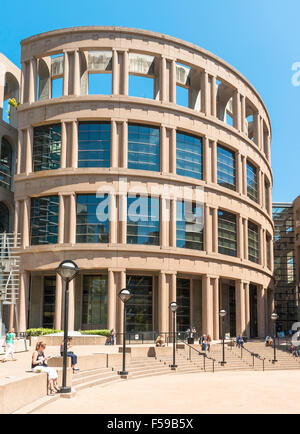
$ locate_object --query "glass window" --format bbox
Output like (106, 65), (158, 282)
(0, 202), (9, 233)
(126, 275), (153, 332)
(176, 201), (203, 250)
(78, 122), (111, 168)
(127, 196), (159, 246)
(217, 145), (236, 191)
(128, 124), (160, 172)
(248, 221), (259, 263)
(76, 194), (109, 243)
(42, 276), (56, 328)
(0, 138), (12, 191)
(247, 161), (258, 202)
(31, 196), (59, 245)
(33, 124), (61, 171)
(176, 132), (202, 180)
(82, 275), (108, 328)
(176, 278), (190, 332)
(266, 233), (271, 269)
(218, 210), (237, 257)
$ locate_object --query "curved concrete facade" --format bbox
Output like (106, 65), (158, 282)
(15, 27), (274, 338)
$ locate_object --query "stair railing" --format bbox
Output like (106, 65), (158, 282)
(176, 336), (216, 373)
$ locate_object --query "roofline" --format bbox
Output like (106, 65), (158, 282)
(20, 26), (272, 135)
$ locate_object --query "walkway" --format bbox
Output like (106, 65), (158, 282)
(32, 370), (300, 414)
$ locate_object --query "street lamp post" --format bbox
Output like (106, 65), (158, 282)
(56, 260), (80, 394)
(169, 302), (178, 370)
(118, 288), (132, 376)
(271, 312), (278, 363)
(219, 309), (227, 366)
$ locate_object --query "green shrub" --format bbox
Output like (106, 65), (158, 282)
(26, 328), (62, 336)
(79, 329), (110, 337)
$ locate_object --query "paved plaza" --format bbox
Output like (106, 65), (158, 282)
(31, 369), (300, 414)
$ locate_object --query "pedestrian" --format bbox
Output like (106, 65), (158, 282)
(32, 341), (59, 395)
(207, 335), (212, 352)
(109, 329), (115, 345)
(60, 337), (79, 372)
(1, 328), (17, 362)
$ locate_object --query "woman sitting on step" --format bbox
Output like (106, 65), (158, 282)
(31, 341), (59, 395)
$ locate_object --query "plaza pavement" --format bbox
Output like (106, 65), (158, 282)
(32, 369), (300, 414)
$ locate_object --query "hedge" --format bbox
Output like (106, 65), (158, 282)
(79, 330), (110, 337)
(26, 328), (63, 336)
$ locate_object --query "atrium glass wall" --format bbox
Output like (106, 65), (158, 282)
(217, 145), (236, 191)
(247, 161), (258, 202)
(176, 201), (203, 250)
(78, 122), (111, 168)
(30, 196), (59, 245)
(0, 202), (9, 233)
(176, 278), (190, 332)
(82, 275), (108, 328)
(248, 221), (259, 264)
(42, 276), (56, 328)
(128, 124), (160, 172)
(76, 194), (109, 243)
(33, 124), (61, 171)
(126, 275), (153, 333)
(218, 210), (237, 257)
(176, 132), (202, 180)
(273, 205), (298, 332)
(127, 196), (160, 245)
(0, 138), (12, 190)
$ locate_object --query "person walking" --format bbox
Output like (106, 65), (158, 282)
(1, 328), (17, 362)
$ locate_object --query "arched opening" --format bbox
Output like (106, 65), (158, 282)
(2, 72), (19, 127)
(0, 202), (9, 233)
(0, 137), (12, 191)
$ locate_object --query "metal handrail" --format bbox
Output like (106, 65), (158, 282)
(230, 339), (265, 371)
(176, 337), (216, 373)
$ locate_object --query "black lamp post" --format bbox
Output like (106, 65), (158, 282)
(118, 288), (132, 376)
(56, 260), (79, 394)
(271, 312), (278, 363)
(219, 309), (227, 366)
(169, 301), (178, 370)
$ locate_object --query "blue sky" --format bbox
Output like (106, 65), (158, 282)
(1, 0), (299, 203)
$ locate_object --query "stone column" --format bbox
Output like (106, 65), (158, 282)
(158, 272), (168, 333)
(112, 49), (119, 96)
(257, 286), (266, 337)
(73, 49), (80, 96)
(211, 75), (217, 117)
(122, 51), (129, 96)
(213, 277), (219, 340)
(71, 121), (78, 168)
(237, 215), (244, 259)
(109, 193), (117, 244)
(233, 90), (241, 131)
(211, 141), (217, 184)
(254, 112), (261, 149)
(235, 280), (246, 336)
(107, 270), (117, 330)
(69, 193), (76, 244)
(160, 56), (167, 102)
(29, 57), (37, 103)
(170, 60), (176, 104)
(203, 137), (210, 183)
(241, 95), (246, 134)
(117, 270), (126, 336)
(16, 131), (23, 175)
(60, 121), (67, 169)
(54, 275), (63, 330)
(204, 204), (212, 254)
(19, 271), (30, 333)
(237, 153), (243, 194)
(201, 71), (209, 115)
(68, 279), (75, 331)
(169, 199), (176, 248)
(13, 201), (20, 246)
(22, 198), (30, 248)
(202, 275), (214, 337)
(111, 120), (118, 168)
(242, 155), (247, 196)
(63, 51), (69, 96)
(170, 128), (176, 175)
(58, 194), (65, 244)
(244, 282), (250, 337)
(26, 127), (33, 174)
